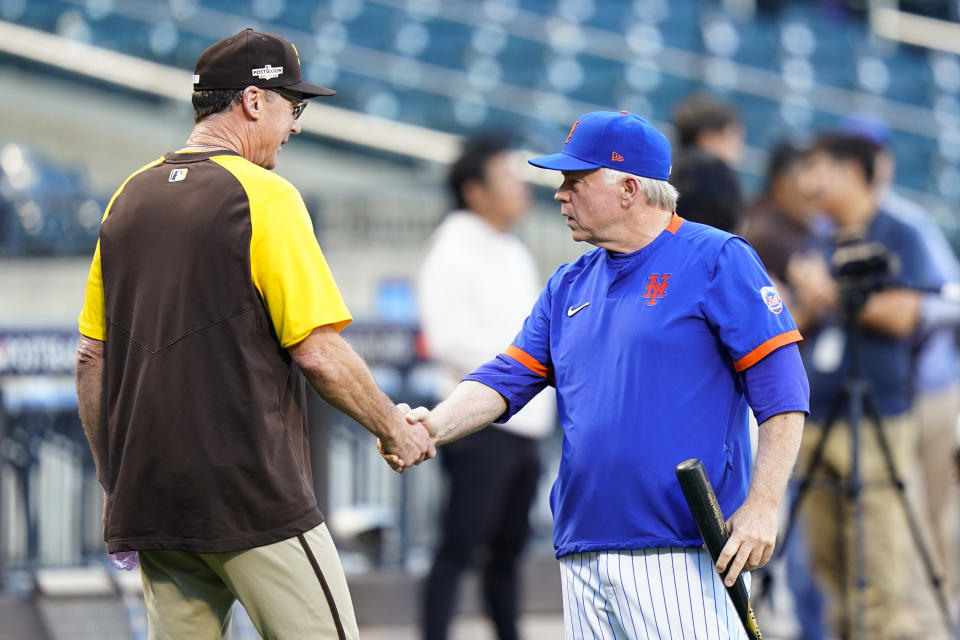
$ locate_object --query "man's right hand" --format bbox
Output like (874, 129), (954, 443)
(377, 404), (436, 473)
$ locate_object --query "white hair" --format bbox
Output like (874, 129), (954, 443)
(602, 167), (678, 212)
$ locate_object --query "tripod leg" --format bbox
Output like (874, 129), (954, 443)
(836, 477), (851, 640)
(861, 393), (957, 638)
(769, 391), (850, 636)
(761, 393), (845, 614)
(847, 383), (868, 640)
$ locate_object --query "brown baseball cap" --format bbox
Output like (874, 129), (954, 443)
(193, 28), (335, 97)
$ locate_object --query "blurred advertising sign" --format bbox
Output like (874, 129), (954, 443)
(0, 330), (78, 376)
(0, 326), (425, 375)
(341, 323), (427, 368)
(0, 325), (425, 375)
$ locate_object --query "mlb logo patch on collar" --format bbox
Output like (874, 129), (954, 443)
(168, 168), (188, 182)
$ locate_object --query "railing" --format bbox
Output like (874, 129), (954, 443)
(0, 326), (441, 638)
(0, 326), (555, 586)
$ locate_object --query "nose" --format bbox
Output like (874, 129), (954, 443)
(291, 117), (301, 135)
(554, 186), (570, 202)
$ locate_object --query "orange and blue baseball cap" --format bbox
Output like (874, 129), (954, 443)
(528, 111), (672, 180)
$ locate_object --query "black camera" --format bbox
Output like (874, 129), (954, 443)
(831, 234), (899, 307)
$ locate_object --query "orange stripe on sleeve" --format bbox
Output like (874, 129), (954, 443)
(504, 345), (550, 378)
(733, 330), (803, 372)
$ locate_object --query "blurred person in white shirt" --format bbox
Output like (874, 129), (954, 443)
(417, 132), (555, 640)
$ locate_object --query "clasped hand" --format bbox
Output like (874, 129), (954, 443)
(376, 404), (435, 473)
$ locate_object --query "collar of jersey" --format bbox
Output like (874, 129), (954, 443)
(603, 220), (677, 268)
(165, 149), (241, 164)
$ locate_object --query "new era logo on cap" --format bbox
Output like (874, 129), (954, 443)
(528, 111), (672, 180)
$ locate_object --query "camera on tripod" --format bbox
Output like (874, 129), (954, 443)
(831, 234), (900, 308)
(777, 231), (957, 640)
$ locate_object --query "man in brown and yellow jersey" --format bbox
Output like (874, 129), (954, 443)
(74, 28), (434, 640)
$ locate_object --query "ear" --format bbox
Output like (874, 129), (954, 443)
(620, 174), (641, 208)
(239, 86), (265, 121)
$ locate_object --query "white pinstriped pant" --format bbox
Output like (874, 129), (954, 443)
(558, 547), (750, 640)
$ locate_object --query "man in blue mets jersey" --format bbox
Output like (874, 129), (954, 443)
(386, 111), (809, 639)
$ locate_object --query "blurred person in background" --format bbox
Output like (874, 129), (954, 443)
(847, 117), (960, 618)
(669, 148), (743, 233)
(743, 140), (827, 640)
(672, 92), (746, 169)
(743, 141), (820, 287)
(75, 28), (433, 640)
(417, 132), (555, 640)
(790, 132), (943, 639)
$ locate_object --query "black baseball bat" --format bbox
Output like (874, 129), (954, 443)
(675, 458), (763, 640)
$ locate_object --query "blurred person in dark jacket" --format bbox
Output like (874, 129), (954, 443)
(670, 149), (743, 233)
(743, 142), (821, 284)
(672, 92), (745, 169)
(744, 140), (827, 640)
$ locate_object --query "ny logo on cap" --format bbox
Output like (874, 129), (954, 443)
(252, 64), (283, 80)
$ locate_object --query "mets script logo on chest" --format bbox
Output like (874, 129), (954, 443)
(643, 273), (670, 306)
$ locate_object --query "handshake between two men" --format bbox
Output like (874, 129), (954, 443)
(375, 403), (436, 472)
(376, 380), (510, 472)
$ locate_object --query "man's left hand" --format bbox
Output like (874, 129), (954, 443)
(714, 498), (778, 587)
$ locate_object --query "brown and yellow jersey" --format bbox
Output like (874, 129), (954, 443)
(78, 149), (351, 553)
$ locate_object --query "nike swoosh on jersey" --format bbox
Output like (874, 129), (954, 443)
(567, 302), (590, 317)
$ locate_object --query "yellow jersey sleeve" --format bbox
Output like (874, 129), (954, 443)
(249, 189), (352, 347)
(78, 240), (106, 340)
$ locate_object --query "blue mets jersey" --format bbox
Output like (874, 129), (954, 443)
(466, 216), (803, 557)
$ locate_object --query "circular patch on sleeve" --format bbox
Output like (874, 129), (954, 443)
(760, 286), (784, 314)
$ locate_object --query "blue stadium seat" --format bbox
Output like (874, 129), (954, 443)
(497, 35), (547, 89)
(884, 49), (931, 106)
(418, 19), (472, 69)
(346, 2), (398, 51)
(2, 0), (958, 212)
(733, 15), (778, 71)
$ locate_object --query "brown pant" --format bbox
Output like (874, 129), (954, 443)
(799, 415), (923, 640)
(904, 385), (960, 638)
(139, 523), (358, 640)
(912, 385), (960, 598)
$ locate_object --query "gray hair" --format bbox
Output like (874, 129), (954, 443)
(602, 167), (678, 211)
(191, 88), (279, 123)
(191, 89), (242, 123)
